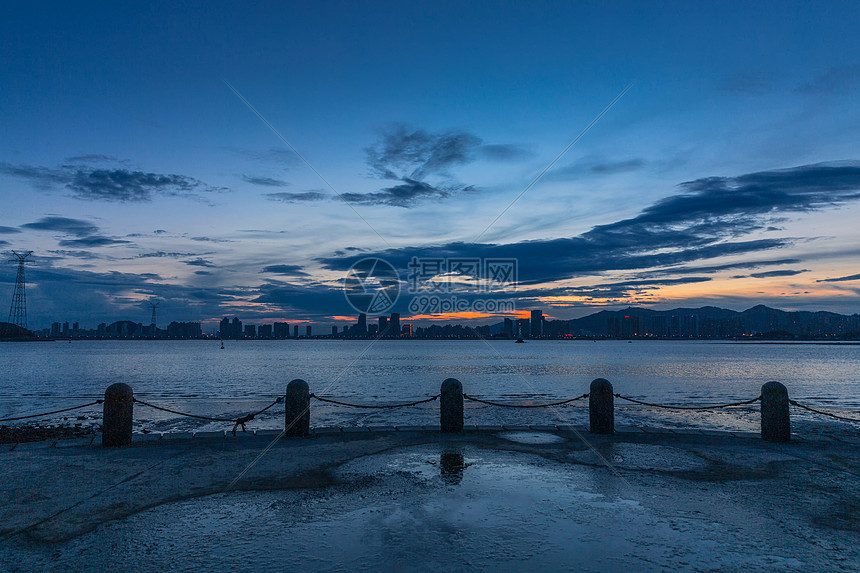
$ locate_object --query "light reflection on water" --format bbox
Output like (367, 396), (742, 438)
(1, 339), (858, 431)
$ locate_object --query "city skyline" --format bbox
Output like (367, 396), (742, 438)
(3, 2), (860, 328)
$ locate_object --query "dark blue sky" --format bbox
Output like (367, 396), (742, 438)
(2, 1), (860, 330)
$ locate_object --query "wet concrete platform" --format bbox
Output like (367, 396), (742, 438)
(1, 428), (858, 571)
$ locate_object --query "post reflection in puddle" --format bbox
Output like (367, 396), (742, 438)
(439, 447), (468, 485)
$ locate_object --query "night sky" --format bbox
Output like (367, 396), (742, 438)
(2, 1), (860, 331)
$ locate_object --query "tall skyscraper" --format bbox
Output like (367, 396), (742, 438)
(231, 317), (242, 339)
(331, 325), (338, 336)
(306, 325), (312, 337)
(379, 316), (389, 335)
(503, 317), (513, 338)
(273, 322), (289, 339)
(390, 313), (401, 336)
(356, 313), (367, 336)
(530, 310), (543, 338)
(293, 324), (299, 338)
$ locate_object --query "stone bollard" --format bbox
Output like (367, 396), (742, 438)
(440, 378), (464, 433)
(761, 381), (790, 442)
(103, 382), (133, 447)
(589, 378), (614, 434)
(285, 378), (310, 437)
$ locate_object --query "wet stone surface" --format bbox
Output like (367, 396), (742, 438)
(1, 431), (858, 571)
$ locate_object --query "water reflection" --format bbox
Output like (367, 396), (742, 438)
(440, 448), (468, 485)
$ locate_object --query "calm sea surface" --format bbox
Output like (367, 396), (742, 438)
(2, 339), (859, 432)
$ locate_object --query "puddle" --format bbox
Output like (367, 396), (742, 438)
(569, 443), (710, 472)
(497, 431), (566, 444)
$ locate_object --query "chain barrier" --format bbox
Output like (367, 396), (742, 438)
(614, 394), (762, 410)
(463, 393), (589, 408)
(133, 396), (285, 436)
(789, 399), (860, 423)
(0, 400), (104, 423)
(310, 393), (440, 409)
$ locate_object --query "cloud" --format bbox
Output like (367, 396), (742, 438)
(63, 154), (119, 164)
(260, 264), (309, 276)
(1, 162), (224, 202)
(265, 191), (327, 203)
(319, 162), (860, 285)
(47, 249), (103, 260)
(478, 144), (534, 162)
(229, 146), (298, 165)
(0, 240), (8, 247)
(21, 216), (100, 237)
(0, 226), (22, 234)
(749, 269), (809, 278)
(796, 65), (860, 94)
(67, 169), (203, 202)
(134, 251), (203, 259)
(637, 259), (802, 278)
(242, 175), (290, 187)
(366, 124), (482, 180)
(817, 273), (860, 283)
(57, 236), (131, 247)
(341, 179), (473, 207)
(361, 124), (524, 207)
(190, 236), (235, 243)
(184, 258), (216, 267)
(549, 157), (646, 180)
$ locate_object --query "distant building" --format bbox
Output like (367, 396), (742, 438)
(167, 321), (202, 339)
(390, 313), (401, 336)
(306, 325), (312, 337)
(503, 318), (513, 338)
(530, 310), (543, 338)
(219, 317), (230, 339)
(231, 317), (242, 339)
(273, 322), (289, 339)
(342, 325), (349, 333)
(244, 324), (256, 339)
(331, 326), (338, 336)
(356, 313), (367, 336)
(62, 322), (69, 336)
(51, 322), (61, 337)
(402, 324), (412, 337)
(258, 324), (273, 339)
(379, 316), (389, 335)
(293, 324), (299, 338)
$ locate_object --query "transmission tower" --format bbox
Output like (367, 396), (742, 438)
(148, 300), (159, 327)
(7, 251), (33, 330)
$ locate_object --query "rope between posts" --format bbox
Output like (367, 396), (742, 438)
(310, 393), (441, 409)
(614, 394), (762, 410)
(133, 395), (285, 436)
(463, 393), (589, 408)
(789, 399), (860, 423)
(0, 400), (104, 423)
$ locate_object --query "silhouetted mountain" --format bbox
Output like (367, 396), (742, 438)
(563, 305), (860, 338)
